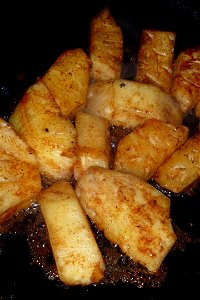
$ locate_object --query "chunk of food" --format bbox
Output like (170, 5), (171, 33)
(114, 119), (189, 180)
(85, 79), (183, 129)
(0, 118), (41, 223)
(42, 48), (91, 118)
(89, 7), (123, 81)
(38, 180), (105, 285)
(170, 46), (200, 112)
(153, 131), (200, 193)
(9, 78), (77, 182)
(75, 167), (176, 273)
(135, 29), (176, 93)
(74, 112), (110, 180)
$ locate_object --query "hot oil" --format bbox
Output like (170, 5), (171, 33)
(1, 120), (199, 290)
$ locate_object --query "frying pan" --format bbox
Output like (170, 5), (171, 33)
(0, 0), (200, 298)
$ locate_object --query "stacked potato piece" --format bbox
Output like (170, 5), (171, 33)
(2, 5), (200, 287)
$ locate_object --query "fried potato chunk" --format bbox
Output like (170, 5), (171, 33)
(9, 79), (77, 182)
(153, 131), (200, 193)
(89, 7), (123, 81)
(75, 167), (176, 273)
(170, 46), (200, 112)
(39, 180), (105, 285)
(114, 119), (189, 180)
(74, 112), (110, 180)
(135, 29), (176, 93)
(42, 48), (91, 118)
(85, 79), (183, 129)
(0, 118), (41, 223)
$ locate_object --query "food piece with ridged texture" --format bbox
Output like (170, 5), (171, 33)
(9, 78), (77, 183)
(170, 46), (200, 113)
(75, 166), (176, 273)
(42, 48), (91, 118)
(85, 79), (183, 129)
(74, 112), (110, 180)
(135, 29), (176, 93)
(153, 131), (200, 193)
(38, 180), (105, 285)
(89, 7), (123, 81)
(114, 118), (189, 180)
(0, 117), (41, 223)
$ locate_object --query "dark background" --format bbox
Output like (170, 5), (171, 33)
(0, 0), (200, 82)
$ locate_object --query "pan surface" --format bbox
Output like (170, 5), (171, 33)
(0, 0), (200, 298)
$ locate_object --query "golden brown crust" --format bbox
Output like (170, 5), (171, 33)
(39, 181), (105, 285)
(9, 78), (77, 182)
(153, 131), (200, 193)
(136, 29), (176, 92)
(89, 8), (123, 81)
(76, 167), (176, 273)
(114, 119), (189, 180)
(0, 118), (41, 224)
(170, 46), (200, 112)
(74, 112), (110, 180)
(43, 48), (92, 118)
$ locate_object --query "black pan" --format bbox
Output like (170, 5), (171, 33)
(0, 0), (200, 299)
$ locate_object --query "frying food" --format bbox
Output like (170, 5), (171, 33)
(85, 79), (183, 129)
(89, 7), (123, 81)
(114, 118), (189, 180)
(75, 166), (177, 273)
(153, 131), (200, 193)
(39, 180), (105, 285)
(0, 118), (41, 223)
(2, 4), (198, 288)
(135, 29), (176, 93)
(74, 112), (110, 180)
(170, 46), (200, 113)
(42, 48), (91, 118)
(9, 78), (77, 183)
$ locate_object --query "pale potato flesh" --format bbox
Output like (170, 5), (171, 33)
(114, 118), (189, 180)
(0, 118), (41, 223)
(153, 131), (200, 193)
(38, 181), (105, 285)
(74, 112), (110, 180)
(85, 79), (183, 129)
(136, 29), (176, 93)
(170, 46), (200, 113)
(42, 48), (91, 118)
(75, 167), (176, 273)
(9, 79), (77, 182)
(89, 7), (123, 81)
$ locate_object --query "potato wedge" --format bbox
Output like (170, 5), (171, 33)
(135, 29), (176, 92)
(0, 118), (41, 223)
(89, 7), (123, 81)
(114, 119), (189, 180)
(75, 167), (176, 273)
(153, 131), (200, 193)
(170, 46), (200, 112)
(85, 79), (183, 129)
(74, 112), (110, 180)
(39, 180), (105, 285)
(9, 78), (77, 182)
(42, 48), (91, 118)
